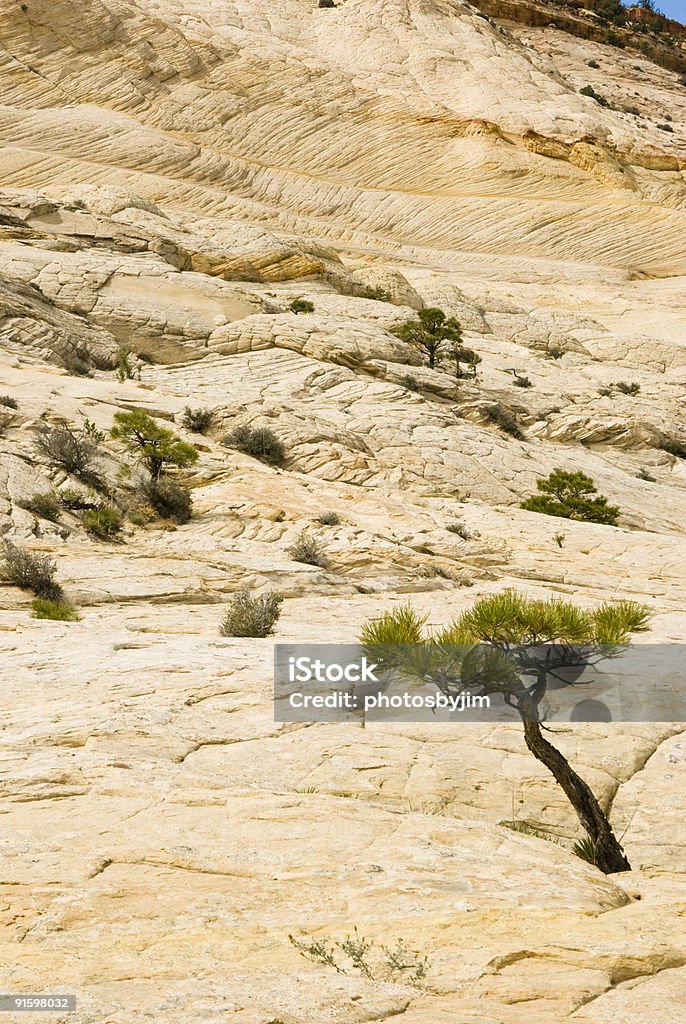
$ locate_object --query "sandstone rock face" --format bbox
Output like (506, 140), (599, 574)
(1, 2), (685, 1022)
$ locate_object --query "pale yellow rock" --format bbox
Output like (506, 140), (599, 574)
(0, 1), (685, 1022)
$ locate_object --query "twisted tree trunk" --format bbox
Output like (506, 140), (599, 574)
(522, 716), (630, 874)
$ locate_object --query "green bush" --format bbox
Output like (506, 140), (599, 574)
(513, 374), (532, 389)
(0, 395), (18, 409)
(657, 123), (673, 132)
(315, 511), (340, 526)
(20, 492), (61, 522)
(521, 469), (620, 525)
(357, 286), (392, 302)
(82, 505), (124, 540)
(587, 59), (600, 69)
(181, 406), (214, 433)
(289, 531), (330, 568)
(31, 598), (80, 622)
(219, 590), (283, 637)
(614, 381), (640, 395)
(226, 425), (286, 466)
(63, 354), (92, 377)
(572, 836), (597, 865)
(482, 404), (524, 440)
(289, 298), (315, 313)
(143, 480), (193, 523)
(1, 541), (63, 599)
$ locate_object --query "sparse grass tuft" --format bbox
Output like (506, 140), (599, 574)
(0, 395), (18, 409)
(289, 531), (330, 568)
(573, 835), (597, 865)
(446, 521), (472, 540)
(31, 598), (80, 622)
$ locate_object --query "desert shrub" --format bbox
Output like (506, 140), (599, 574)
(614, 381), (641, 395)
(143, 480), (193, 523)
(31, 598), (80, 622)
(318, 0), (336, 7)
(226, 425), (286, 466)
(289, 298), (315, 313)
(111, 410), (198, 481)
(219, 590), (283, 637)
(521, 469), (620, 525)
(402, 374), (420, 392)
(82, 505), (124, 540)
(116, 349), (139, 382)
(58, 487), (99, 511)
(289, 531), (330, 568)
(580, 84), (610, 107)
(659, 437), (686, 459)
(446, 521), (472, 540)
(0, 395), (18, 409)
(546, 343), (566, 359)
(598, 386), (613, 397)
(316, 511), (340, 526)
(394, 307), (463, 369)
(586, 59), (600, 69)
(657, 123), (673, 132)
(357, 286), (392, 302)
(637, 467), (656, 482)
(513, 374), (532, 388)
(1, 541), (62, 599)
(34, 422), (100, 479)
(19, 492), (61, 522)
(605, 30), (625, 48)
(482, 404), (524, 439)
(63, 354), (92, 377)
(181, 406), (214, 434)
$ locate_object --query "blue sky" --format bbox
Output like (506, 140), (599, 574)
(623, 0), (686, 23)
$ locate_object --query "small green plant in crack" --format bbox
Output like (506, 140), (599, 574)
(554, 532), (566, 549)
(573, 835), (598, 865)
(289, 929), (430, 983)
(613, 382), (641, 396)
(0, 395), (18, 409)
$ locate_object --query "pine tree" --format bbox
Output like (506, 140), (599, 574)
(521, 469), (619, 525)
